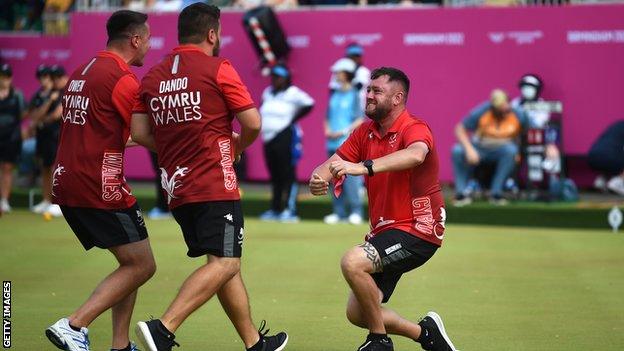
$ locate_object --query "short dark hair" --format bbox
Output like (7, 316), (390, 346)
(370, 67), (410, 101)
(106, 10), (148, 45)
(178, 3), (220, 44)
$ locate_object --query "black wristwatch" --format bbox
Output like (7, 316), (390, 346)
(363, 159), (374, 177)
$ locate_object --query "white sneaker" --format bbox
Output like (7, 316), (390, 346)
(607, 176), (624, 196)
(47, 204), (64, 217)
(45, 318), (90, 351)
(278, 209), (300, 223)
(32, 200), (51, 214)
(0, 199), (11, 213)
(348, 213), (363, 225)
(323, 213), (341, 224)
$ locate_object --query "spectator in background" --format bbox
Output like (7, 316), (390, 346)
(30, 64), (66, 217)
(0, 64), (26, 213)
(151, 0), (183, 11)
(588, 120), (624, 196)
(329, 43), (370, 112)
(324, 58), (364, 225)
(43, 0), (73, 34)
(259, 64), (314, 222)
(21, 64), (54, 187)
(0, 0), (45, 31)
(452, 89), (529, 206)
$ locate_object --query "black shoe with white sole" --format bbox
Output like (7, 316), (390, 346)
(135, 319), (179, 351)
(249, 320), (288, 351)
(417, 311), (458, 351)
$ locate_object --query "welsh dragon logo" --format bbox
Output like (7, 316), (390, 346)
(51, 164), (65, 197)
(160, 166), (190, 204)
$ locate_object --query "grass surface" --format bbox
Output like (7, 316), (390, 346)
(1, 210), (623, 350)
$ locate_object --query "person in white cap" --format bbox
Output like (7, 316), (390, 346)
(324, 57), (364, 225)
(329, 43), (370, 111)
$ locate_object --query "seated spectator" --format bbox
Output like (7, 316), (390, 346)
(43, 0), (73, 34)
(452, 89), (529, 206)
(259, 64), (314, 222)
(0, 64), (26, 213)
(1, 0), (45, 31)
(151, 0), (183, 11)
(588, 120), (624, 196)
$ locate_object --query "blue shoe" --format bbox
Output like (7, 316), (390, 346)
(278, 209), (300, 223)
(147, 207), (172, 220)
(259, 210), (278, 221)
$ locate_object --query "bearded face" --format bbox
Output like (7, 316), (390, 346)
(365, 76), (399, 123)
(365, 94), (393, 122)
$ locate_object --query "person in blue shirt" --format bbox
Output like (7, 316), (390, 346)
(452, 89), (529, 206)
(324, 58), (364, 225)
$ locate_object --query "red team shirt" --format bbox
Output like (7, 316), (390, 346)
(337, 110), (446, 246)
(133, 45), (255, 209)
(52, 51), (138, 209)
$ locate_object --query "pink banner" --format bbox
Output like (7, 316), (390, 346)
(2, 5), (624, 183)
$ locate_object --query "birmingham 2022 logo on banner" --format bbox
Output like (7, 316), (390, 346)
(331, 33), (383, 47)
(488, 31), (543, 45)
(403, 32), (465, 46)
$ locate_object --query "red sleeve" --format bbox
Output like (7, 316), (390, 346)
(402, 122), (434, 150)
(336, 124), (365, 163)
(112, 74), (140, 125)
(131, 88), (147, 114)
(216, 60), (255, 113)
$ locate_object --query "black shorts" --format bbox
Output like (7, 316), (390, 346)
(61, 203), (149, 250)
(36, 129), (59, 167)
(171, 200), (244, 258)
(0, 139), (21, 164)
(368, 229), (438, 303)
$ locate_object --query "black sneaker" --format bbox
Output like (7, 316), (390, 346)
(357, 335), (393, 351)
(135, 319), (179, 351)
(417, 311), (458, 351)
(250, 320), (288, 351)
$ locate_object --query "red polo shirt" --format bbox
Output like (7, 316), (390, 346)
(52, 51), (138, 209)
(133, 45), (255, 208)
(336, 110), (446, 246)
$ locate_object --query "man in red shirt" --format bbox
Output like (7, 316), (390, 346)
(130, 4), (287, 351)
(44, 10), (155, 351)
(310, 67), (458, 351)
